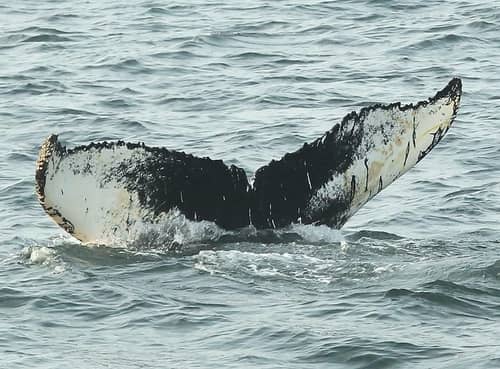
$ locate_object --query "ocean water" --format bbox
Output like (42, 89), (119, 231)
(1, 0), (500, 368)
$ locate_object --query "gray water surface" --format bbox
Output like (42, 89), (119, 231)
(1, 1), (500, 368)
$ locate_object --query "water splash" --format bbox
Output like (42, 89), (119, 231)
(20, 243), (66, 274)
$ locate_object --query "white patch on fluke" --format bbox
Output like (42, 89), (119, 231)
(306, 92), (459, 224)
(41, 144), (165, 244)
(37, 140), (225, 246)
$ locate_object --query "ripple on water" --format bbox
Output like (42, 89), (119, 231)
(22, 35), (74, 43)
(1, 0), (500, 367)
(0, 287), (35, 308)
(300, 339), (458, 368)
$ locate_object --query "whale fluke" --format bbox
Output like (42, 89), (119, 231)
(36, 78), (462, 244)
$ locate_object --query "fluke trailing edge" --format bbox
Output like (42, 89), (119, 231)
(36, 78), (462, 244)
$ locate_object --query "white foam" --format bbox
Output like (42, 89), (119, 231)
(127, 209), (225, 250)
(28, 246), (53, 264)
(194, 249), (341, 284)
(21, 245), (66, 274)
(283, 223), (344, 244)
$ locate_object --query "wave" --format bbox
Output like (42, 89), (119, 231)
(22, 34), (73, 43)
(14, 26), (74, 35)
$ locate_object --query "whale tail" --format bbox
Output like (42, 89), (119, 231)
(36, 78), (461, 244)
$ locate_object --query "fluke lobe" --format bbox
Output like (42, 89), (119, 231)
(36, 78), (462, 244)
